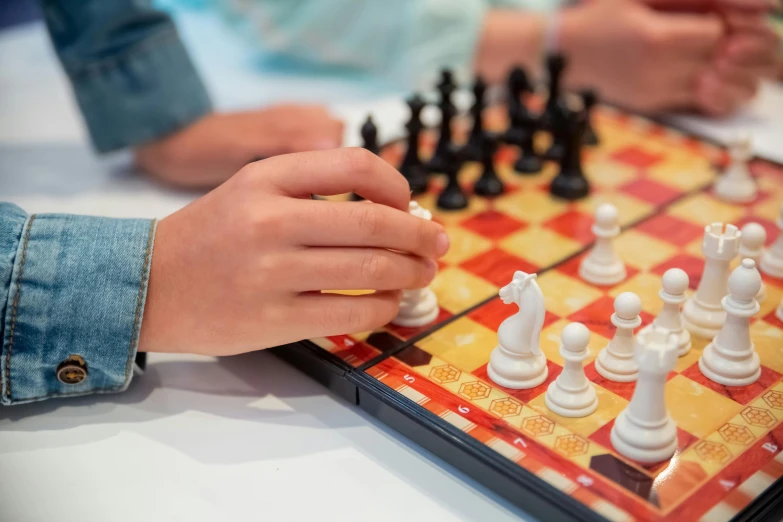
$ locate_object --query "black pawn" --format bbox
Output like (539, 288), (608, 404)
(542, 54), (569, 162)
(550, 110), (590, 201)
(581, 89), (600, 146)
(427, 69), (457, 174)
(399, 94), (429, 195)
(352, 115), (379, 201)
(437, 146), (468, 211)
(505, 67), (541, 175)
(463, 76), (487, 162)
(473, 132), (504, 197)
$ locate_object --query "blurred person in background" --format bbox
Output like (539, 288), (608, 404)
(37, 0), (344, 188)
(166, 0), (781, 117)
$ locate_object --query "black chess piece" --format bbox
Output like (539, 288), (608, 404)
(437, 145), (468, 211)
(427, 69), (457, 174)
(581, 89), (600, 146)
(352, 115), (379, 200)
(399, 94), (430, 195)
(473, 132), (504, 197)
(542, 54), (569, 162)
(504, 67), (542, 175)
(550, 109), (590, 201)
(463, 76), (487, 162)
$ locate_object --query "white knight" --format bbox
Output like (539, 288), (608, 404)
(487, 271), (548, 389)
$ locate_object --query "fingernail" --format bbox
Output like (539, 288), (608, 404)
(436, 232), (450, 257)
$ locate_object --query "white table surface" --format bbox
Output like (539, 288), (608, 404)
(0, 17), (530, 522)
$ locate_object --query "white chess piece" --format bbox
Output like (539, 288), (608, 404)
(579, 203), (626, 286)
(698, 259), (762, 386)
(683, 223), (741, 338)
(740, 222), (767, 303)
(714, 133), (757, 203)
(761, 202), (783, 279)
(545, 322), (598, 417)
(487, 271), (548, 389)
(610, 328), (679, 464)
(392, 202), (439, 327)
(594, 293), (642, 382)
(639, 269), (691, 357)
(777, 297), (783, 323)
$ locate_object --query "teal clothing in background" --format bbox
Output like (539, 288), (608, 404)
(0, 203), (156, 405)
(158, 0), (563, 89)
(40, 0), (212, 152)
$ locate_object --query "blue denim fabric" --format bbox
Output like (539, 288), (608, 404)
(40, 0), (212, 153)
(0, 203), (156, 405)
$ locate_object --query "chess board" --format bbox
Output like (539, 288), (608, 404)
(275, 106), (783, 522)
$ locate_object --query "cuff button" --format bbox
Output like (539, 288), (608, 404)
(57, 355), (88, 385)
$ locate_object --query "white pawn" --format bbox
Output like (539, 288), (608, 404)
(761, 202), (783, 279)
(699, 259), (762, 386)
(777, 297), (783, 323)
(611, 328), (679, 464)
(639, 269), (691, 357)
(579, 203), (626, 286)
(545, 323), (598, 418)
(392, 202), (439, 327)
(740, 222), (767, 303)
(683, 223), (741, 338)
(595, 293), (642, 382)
(714, 133), (757, 204)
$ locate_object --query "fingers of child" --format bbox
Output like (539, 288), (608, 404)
(279, 248), (437, 291)
(724, 33), (781, 67)
(288, 200), (449, 259)
(293, 291), (402, 338)
(714, 61), (761, 99)
(651, 13), (723, 58)
(696, 71), (747, 115)
(261, 148), (410, 211)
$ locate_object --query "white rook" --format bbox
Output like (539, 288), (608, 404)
(611, 329), (678, 464)
(683, 223), (741, 338)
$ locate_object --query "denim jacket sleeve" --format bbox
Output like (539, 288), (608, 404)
(0, 203), (156, 405)
(39, 0), (212, 153)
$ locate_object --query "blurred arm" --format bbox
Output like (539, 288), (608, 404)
(39, 0), (212, 152)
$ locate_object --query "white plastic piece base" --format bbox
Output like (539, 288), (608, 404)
(699, 345), (760, 386)
(714, 175), (757, 204)
(682, 298), (725, 339)
(610, 414), (678, 464)
(579, 259), (626, 286)
(638, 324), (691, 357)
(761, 249), (783, 279)
(594, 353), (638, 382)
(545, 388), (597, 418)
(487, 345), (548, 389)
(391, 288), (439, 327)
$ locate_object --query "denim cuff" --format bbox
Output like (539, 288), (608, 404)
(1, 210), (156, 405)
(66, 29), (212, 153)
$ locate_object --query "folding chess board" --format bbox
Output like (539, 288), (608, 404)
(274, 106), (783, 522)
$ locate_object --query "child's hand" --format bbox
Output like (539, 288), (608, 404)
(134, 105), (344, 189)
(138, 149), (449, 356)
(561, 0), (726, 114)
